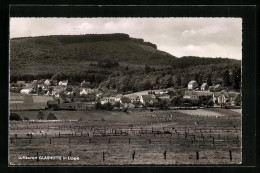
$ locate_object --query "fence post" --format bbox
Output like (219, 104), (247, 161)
(89, 138), (91, 143)
(36, 152), (39, 162)
(69, 138), (70, 144)
(103, 151), (105, 161)
(70, 151), (72, 156)
(108, 138), (110, 144)
(229, 150), (232, 161)
(132, 151), (135, 160)
(15, 134), (17, 139)
(196, 151), (199, 160)
(213, 137), (215, 145)
(164, 151), (167, 160)
(149, 139), (151, 144)
(49, 138), (51, 144)
(129, 138), (130, 144)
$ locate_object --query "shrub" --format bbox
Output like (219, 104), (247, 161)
(23, 116), (29, 121)
(10, 113), (22, 121)
(37, 111), (45, 120)
(47, 113), (57, 120)
(78, 117), (83, 121)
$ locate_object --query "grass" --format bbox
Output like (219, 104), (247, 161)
(9, 109), (241, 165)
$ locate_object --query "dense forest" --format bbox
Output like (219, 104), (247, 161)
(10, 34), (241, 92)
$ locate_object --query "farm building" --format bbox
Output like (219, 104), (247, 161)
(100, 97), (116, 105)
(201, 83), (209, 90)
(183, 91), (213, 100)
(80, 88), (88, 95)
(20, 88), (32, 94)
(59, 80), (69, 86)
(212, 92), (227, 105)
(115, 94), (123, 102)
(44, 79), (53, 86)
(126, 95), (140, 103)
(120, 97), (134, 108)
(188, 80), (198, 90)
(140, 95), (158, 105)
(160, 89), (168, 95)
(80, 80), (91, 87)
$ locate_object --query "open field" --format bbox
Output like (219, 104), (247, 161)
(9, 109), (241, 165)
(9, 93), (53, 110)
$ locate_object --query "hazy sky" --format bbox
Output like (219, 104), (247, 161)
(10, 18), (242, 60)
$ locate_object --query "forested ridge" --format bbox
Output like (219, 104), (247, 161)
(10, 34), (241, 92)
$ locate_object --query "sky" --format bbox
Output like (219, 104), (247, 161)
(10, 18), (242, 60)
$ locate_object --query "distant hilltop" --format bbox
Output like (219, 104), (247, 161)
(11, 33), (157, 49)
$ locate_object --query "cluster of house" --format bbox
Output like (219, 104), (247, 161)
(184, 80), (241, 106)
(100, 89), (173, 108)
(12, 79), (241, 109)
(14, 79), (96, 98)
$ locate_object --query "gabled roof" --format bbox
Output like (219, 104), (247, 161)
(188, 80), (197, 84)
(214, 84), (221, 88)
(60, 80), (68, 83)
(127, 95), (140, 99)
(201, 83), (208, 87)
(115, 94), (123, 98)
(141, 95), (157, 101)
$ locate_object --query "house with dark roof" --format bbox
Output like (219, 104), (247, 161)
(188, 80), (198, 90)
(212, 91), (228, 105)
(59, 80), (69, 86)
(201, 83), (209, 90)
(100, 97), (116, 105)
(120, 97), (134, 108)
(183, 91), (213, 100)
(140, 95), (158, 105)
(126, 95), (140, 103)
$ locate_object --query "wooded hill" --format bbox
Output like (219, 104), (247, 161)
(10, 34), (241, 91)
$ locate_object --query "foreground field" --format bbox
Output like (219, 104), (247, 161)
(9, 108), (241, 165)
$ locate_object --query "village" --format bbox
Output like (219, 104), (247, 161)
(10, 78), (241, 111)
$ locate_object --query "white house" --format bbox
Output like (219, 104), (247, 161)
(20, 88), (32, 94)
(201, 83), (209, 90)
(160, 90), (168, 95)
(59, 80), (69, 86)
(100, 97), (116, 105)
(80, 88), (88, 95)
(44, 79), (52, 86)
(188, 80), (198, 90)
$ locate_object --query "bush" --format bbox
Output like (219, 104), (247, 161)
(23, 117), (29, 121)
(47, 113), (57, 120)
(10, 113), (22, 121)
(37, 111), (45, 120)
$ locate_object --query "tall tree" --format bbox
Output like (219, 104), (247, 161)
(207, 74), (212, 86)
(231, 66), (241, 90)
(222, 70), (231, 87)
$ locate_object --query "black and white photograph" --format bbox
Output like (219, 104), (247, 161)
(9, 17), (242, 165)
